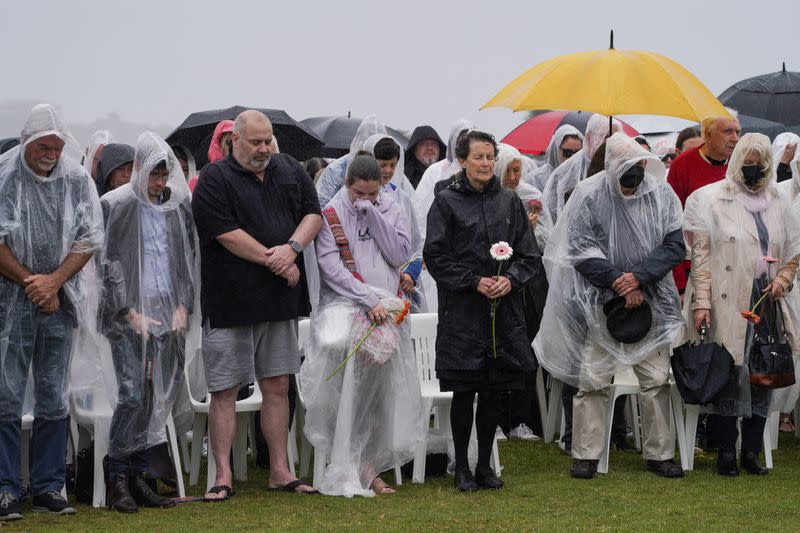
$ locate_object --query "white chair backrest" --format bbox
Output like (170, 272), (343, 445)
(185, 348), (208, 403)
(613, 367), (640, 387)
(408, 313), (439, 385)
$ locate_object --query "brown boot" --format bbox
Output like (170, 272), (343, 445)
(131, 475), (175, 508)
(109, 475), (138, 513)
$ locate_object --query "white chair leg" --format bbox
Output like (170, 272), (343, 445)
(763, 421), (774, 469)
(768, 411), (780, 451)
(69, 418), (80, 466)
(598, 389), (619, 475)
(189, 413), (206, 486)
(287, 422), (297, 477)
(394, 464), (402, 486)
(412, 438), (427, 484)
(206, 438), (216, 493)
(179, 433), (191, 474)
(544, 379), (563, 443)
(683, 405), (700, 471)
(536, 368), (548, 434)
(166, 415), (186, 498)
(670, 385), (689, 471)
(312, 448), (326, 487)
(491, 436), (501, 475)
(93, 418), (110, 508)
(630, 396), (642, 450)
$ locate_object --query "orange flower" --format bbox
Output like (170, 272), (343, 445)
(395, 299), (411, 324)
(740, 310), (761, 325)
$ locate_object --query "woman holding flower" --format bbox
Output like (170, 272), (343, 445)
(424, 131), (540, 491)
(683, 133), (800, 476)
(300, 153), (423, 496)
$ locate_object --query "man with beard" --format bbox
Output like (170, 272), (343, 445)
(192, 110), (322, 500)
(404, 126), (445, 189)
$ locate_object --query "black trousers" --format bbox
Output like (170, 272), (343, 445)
(715, 415), (766, 454)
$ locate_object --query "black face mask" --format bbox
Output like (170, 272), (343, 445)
(741, 165), (764, 188)
(619, 165), (645, 189)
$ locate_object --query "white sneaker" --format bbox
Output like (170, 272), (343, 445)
(509, 424), (541, 441)
(494, 426), (507, 441)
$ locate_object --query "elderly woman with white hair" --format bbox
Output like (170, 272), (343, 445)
(683, 133), (800, 476)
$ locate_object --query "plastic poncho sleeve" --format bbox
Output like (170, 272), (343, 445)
(315, 214), (380, 310)
(423, 196), (481, 292)
(630, 228), (686, 286)
(360, 201), (411, 268)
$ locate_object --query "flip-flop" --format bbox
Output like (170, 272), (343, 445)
(203, 485), (234, 502)
(268, 479), (319, 494)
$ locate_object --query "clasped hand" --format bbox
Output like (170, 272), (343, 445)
(477, 276), (512, 299)
(264, 245), (300, 287)
(24, 273), (62, 312)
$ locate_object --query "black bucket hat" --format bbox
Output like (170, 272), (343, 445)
(602, 296), (652, 344)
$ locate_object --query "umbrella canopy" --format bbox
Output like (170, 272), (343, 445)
(483, 32), (730, 122)
(501, 110), (639, 155)
(301, 116), (409, 158)
(166, 106), (324, 168)
(719, 63), (800, 128)
(0, 137), (20, 154)
(738, 114), (787, 141)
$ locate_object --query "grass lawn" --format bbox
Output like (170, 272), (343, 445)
(11, 434), (800, 532)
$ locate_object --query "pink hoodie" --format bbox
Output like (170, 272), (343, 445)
(188, 119), (234, 192)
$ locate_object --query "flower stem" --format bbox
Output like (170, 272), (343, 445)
(750, 290), (770, 313)
(326, 322), (377, 380)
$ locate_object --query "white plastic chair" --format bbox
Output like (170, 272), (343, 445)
(183, 351), (266, 490)
(543, 377), (564, 444)
(70, 390), (185, 507)
(598, 368), (642, 474)
(408, 313), (501, 483)
(296, 318), (403, 487)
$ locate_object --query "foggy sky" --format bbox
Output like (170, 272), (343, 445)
(1, 0), (797, 145)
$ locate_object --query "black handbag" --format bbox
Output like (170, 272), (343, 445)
(672, 322), (735, 405)
(749, 298), (796, 389)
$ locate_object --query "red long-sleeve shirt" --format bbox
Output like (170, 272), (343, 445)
(666, 145), (728, 291)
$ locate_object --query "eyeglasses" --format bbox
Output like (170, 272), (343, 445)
(661, 153), (677, 161)
(561, 149), (577, 159)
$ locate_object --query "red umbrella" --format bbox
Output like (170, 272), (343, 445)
(501, 110), (639, 155)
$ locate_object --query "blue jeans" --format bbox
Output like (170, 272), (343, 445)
(0, 300), (72, 497)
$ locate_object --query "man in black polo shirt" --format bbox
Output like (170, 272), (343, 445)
(192, 110), (322, 499)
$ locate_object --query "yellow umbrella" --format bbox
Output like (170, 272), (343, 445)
(483, 32), (730, 122)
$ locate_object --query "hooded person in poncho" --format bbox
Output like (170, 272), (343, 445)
(301, 153), (423, 497)
(541, 115), (620, 224)
(770, 132), (800, 428)
(95, 143), (135, 195)
(535, 133), (686, 480)
(682, 133), (800, 476)
(404, 125), (446, 189)
(83, 129), (112, 183)
(0, 104), (103, 516)
(363, 134), (427, 312)
(97, 132), (198, 512)
(522, 124), (584, 192)
(315, 116), (415, 208)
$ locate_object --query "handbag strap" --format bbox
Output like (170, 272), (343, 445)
(755, 289), (788, 343)
(322, 207), (364, 283)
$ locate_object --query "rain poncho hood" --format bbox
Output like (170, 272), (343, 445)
(406, 125), (445, 160)
(316, 116), (388, 207)
(82, 129), (112, 179)
(494, 143), (523, 185)
(412, 119), (474, 236)
(96, 142), (134, 195)
(514, 182), (553, 250)
(523, 124), (584, 191)
(78, 131), (199, 457)
(534, 133), (683, 387)
(0, 104), (104, 420)
(540, 114), (621, 222)
(207, 120), (234, 164)
(773, 132), (800, 198)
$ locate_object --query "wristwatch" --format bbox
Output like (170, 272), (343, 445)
(288, 239), (303, 254)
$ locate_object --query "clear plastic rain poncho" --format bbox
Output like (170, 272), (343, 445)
(301, 188), (423, 497)
(683, 133), (800, 417)
(541, 115), (621, 223)
(316, 115), (389, 208)
(363, 133), (428, 312)
(77, 131), (200, 457)
(523, 124), (583, 191)
(0, 104), (104, 419)
(412, 119), (474, 237)
(82, 129), (112, 180)
(774, 132), (800, 199)
(534, 133), (683, 388)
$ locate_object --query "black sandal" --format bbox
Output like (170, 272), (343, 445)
(268, 479), (318, 494)
(203, 485), (234, 502)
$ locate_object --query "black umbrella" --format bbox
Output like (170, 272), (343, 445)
(671, 328), (735, 405)
(0, 137), (19, 154)
(738, 114), (787, 141)
(300, 116), (409, 159)
(165, 106), (324, 168)
(719, 63), (800, 127)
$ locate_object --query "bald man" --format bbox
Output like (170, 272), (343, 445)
(192, 110), (322, 499)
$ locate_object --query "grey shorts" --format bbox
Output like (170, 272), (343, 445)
(202, 319), (300, 393)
